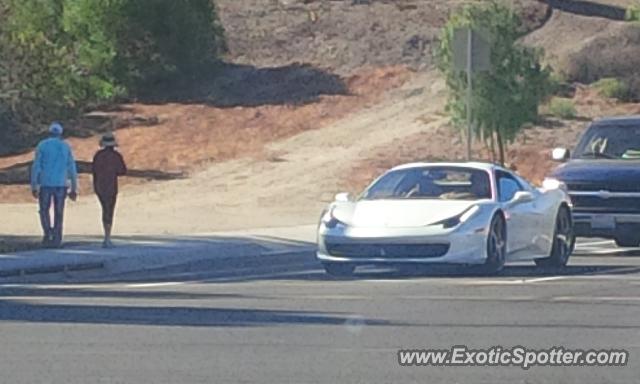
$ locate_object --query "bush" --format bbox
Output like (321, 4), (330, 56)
(109, 0), (227, 89)
(0, 0), (226, 153)
(548, 72), (576, 98)
(548, 97), (577, 119)
(626, 4), (640, 21)
(436, 1), (553, 164)
(592, 78), (631, 101)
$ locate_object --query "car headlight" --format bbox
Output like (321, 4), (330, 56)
(542, 177), (567, 190)
(321, 207), (345, 229)
(432, 206), (480, 229)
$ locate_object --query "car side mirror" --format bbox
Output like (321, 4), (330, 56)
(511, 191), (534, 205)
(552, 147), (570, 162)
(334, 192), (353, 202)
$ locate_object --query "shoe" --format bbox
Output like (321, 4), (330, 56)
(102, 240), (115, 249)
(41, 232), (54, 247)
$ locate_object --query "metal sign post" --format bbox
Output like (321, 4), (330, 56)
(453, 28), (491, 161)
(466, 28), (473, 161)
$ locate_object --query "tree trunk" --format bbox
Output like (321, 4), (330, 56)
(496, 129), (505, 166)
(488, 132), (496, 163)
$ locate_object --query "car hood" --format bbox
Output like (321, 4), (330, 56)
(332, 199), (479, 228)
(551, 160), (640, 185)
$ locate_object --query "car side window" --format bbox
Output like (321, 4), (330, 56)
(514, 174), (533, 191)
(496, 171), (524, 203)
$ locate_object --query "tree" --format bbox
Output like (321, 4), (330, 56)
(0, 0), (226, 154)
(436, 1), (553, 165)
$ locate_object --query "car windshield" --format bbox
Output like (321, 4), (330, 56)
(362, 167), (492, 200)
(574, 125), (640, 160)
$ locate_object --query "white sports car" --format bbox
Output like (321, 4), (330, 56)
(317, 162), (574, 276)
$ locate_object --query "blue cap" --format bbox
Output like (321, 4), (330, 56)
(49, 122), (63, 136)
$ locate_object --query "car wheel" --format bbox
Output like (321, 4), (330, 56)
(535, 205), (574, 268)
(482, 214), (507, 274)
(323, 262), (355, 277)
(614, 235), (640, 248)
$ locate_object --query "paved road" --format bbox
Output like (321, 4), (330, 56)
(0, 239), (639, 383)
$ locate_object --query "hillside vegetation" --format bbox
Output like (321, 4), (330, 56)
(3, 1), (640, 196)
(4, 1), (640, 234)
(0, 0), (225, 155)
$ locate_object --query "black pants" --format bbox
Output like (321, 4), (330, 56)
(97, 194), (117, 225)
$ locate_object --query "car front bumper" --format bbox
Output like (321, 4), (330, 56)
(572, 212), (640, 238)
(317, 224), (488, 265)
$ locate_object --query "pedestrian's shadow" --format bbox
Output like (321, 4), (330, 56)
(0, 161), (185, 186)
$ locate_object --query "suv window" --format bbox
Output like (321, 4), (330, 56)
(574, 125), (640, 160)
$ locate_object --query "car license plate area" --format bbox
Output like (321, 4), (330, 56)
(591, 215), (616, 229)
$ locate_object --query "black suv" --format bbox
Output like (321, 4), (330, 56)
(548, 116), (640, 247)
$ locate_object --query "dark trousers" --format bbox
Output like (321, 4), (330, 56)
(39, 187), (67, 245)
(97, 194), (117, 225)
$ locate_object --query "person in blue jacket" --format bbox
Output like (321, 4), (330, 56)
(30, 122), (78, 248)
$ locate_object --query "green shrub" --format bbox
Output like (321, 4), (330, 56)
(626, 4), (640, 21)
(0, 0), (226, 152)
(110, 0), (227, 89)
(592, 78), (631, 101)
(435, 0), (553, 164)
(547, 97), (577, 119)
(547, 72), (576, 98)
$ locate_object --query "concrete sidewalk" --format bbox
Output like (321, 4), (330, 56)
(0, 225), (317, 279)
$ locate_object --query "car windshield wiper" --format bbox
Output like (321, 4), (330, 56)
(579, 151), (617, 159)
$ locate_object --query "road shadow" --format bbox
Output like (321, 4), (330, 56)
(133, 62), (349, 107)
(0, 300), (388, 328)
(575, 248), (640, 257)
(201, 263), (640, 285)
(0, 160), (185, 186)
(0, 286), (248, 301)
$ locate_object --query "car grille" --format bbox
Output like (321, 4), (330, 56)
(569, 195), (640, 214)
(325, 243), (450, 259)
(567, 181), (638, 193)
(566, 182), (640, 214)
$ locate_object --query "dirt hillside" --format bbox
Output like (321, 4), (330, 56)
(4, 0), (640, 237)
(0, 71), (447, 235)
(218, 0), (548, 74)
(524, 9), (640, 84)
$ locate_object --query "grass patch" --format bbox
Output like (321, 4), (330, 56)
(592, 78), (631, 101)
(547, 97), (577, 119)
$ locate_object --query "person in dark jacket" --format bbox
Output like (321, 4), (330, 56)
(92, 132), (127, 248)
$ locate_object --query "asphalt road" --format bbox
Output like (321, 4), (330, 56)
(0, 239), (639, 383)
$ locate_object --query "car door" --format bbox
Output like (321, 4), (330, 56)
(514, 173), (555, 255)
(496, 170), (540, 258)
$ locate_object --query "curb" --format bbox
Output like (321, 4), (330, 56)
(0, 261), (105, 278)
(104, 247), (318, 278)
(0, 246), (317, 280)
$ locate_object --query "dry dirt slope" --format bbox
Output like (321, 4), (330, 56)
(4, 0), (640, 238)
(217, 0), (548, 74)
(0, 71), (448, 235)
